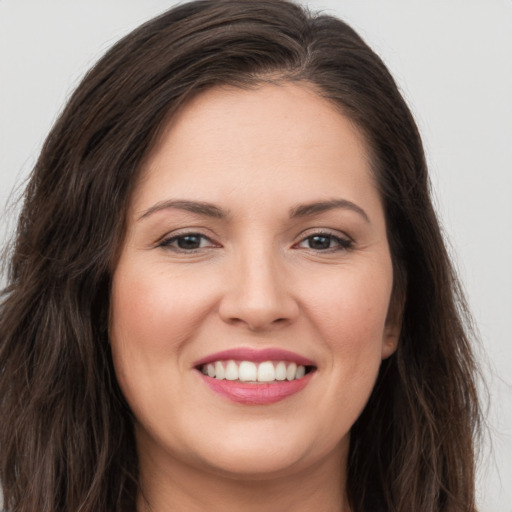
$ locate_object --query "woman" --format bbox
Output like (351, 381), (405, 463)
(0, 1), (482, 511)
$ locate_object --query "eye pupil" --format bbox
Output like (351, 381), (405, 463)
(177, 235), (201, 249)
(308, 235), (331, 250)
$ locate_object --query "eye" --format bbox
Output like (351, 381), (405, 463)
(296, 233), (353, 251)
(159, 233), (217, 251)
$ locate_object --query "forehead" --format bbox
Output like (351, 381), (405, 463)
(150, 81), (369, 161)
(131, 82), (379, 216)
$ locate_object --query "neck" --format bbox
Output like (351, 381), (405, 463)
(136, 442), (351, 512)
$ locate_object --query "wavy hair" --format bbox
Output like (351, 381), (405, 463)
(0, 1), (482, 510)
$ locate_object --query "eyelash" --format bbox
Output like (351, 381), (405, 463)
(295, 232), (353, 252)
(157, 231), (353, 253)
(158, 233), (217, 252)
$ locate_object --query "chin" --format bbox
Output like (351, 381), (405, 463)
(198, 447), (312, 481)
(185, 424), (347, 481)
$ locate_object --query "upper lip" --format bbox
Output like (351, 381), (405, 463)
(193, 347), (316, 368)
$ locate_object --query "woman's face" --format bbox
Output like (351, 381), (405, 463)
(110, 83), (398, 482)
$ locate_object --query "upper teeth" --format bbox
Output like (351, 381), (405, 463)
(201, 360), (307, 382)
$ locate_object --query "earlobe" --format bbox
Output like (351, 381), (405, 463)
(383, 280), (405, 359)
(381, 324), (400, 359)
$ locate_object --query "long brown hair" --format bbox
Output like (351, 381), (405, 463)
(0, 1), (482, 510)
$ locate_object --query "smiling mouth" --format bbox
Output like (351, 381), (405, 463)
(197, 360), (316, 383)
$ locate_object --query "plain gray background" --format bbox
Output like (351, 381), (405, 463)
(1, 1), (511, 511)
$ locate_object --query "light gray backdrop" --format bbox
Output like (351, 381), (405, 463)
(1, 1), (511, 511)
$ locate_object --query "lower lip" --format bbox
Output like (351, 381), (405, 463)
(198, 372), (313, 405)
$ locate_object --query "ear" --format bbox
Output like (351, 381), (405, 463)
(381, 320), (400, 359)
(381, 287), (405, 359)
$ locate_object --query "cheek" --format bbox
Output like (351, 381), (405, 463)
(108, 262), (212, 424)
(110, 262), (214, 361)
(317, 264), (391, 336)
(307, 260), (393, 379)
(109, 269), (181, 414)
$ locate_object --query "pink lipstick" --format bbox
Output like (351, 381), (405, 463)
(193, 348), (316, 405)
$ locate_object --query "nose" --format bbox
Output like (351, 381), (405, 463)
(218, 248), (299, 332)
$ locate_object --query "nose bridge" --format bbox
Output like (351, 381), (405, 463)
(219, 238), (298, 330)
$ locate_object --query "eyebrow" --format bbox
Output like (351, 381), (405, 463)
(289, 199), (370, 223)
(138, 197), (369, 223)
(138, 200), (228, 221)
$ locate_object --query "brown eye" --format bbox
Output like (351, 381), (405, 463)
(307, 235), (332, 250)
(298, 233), (352, 251)
(176, 235), (203, 249)
(159, 233), (215, 251)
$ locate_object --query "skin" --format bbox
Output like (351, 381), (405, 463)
(110, 82), (399, 512)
